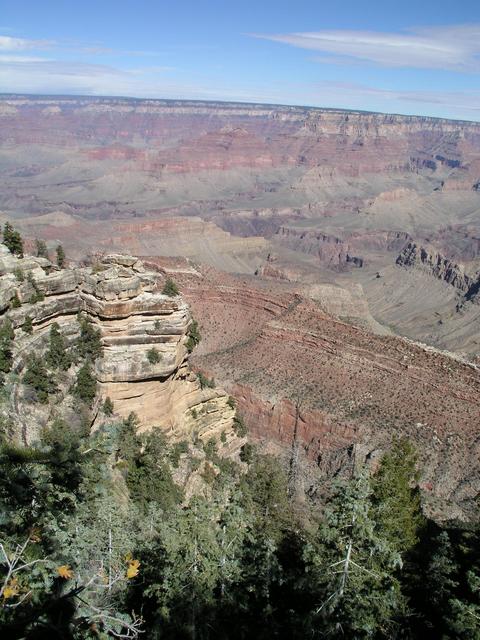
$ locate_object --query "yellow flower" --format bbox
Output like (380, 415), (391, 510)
(57, 565), (74, 579)
(2, 577), (19, 600)
(126, 558), (140, 579)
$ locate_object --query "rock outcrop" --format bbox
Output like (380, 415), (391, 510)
(0, 246), (238, 448)
(396, 242), (480, 300)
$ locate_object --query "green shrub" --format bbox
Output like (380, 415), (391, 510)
(56, 244), (66, 268)
(147, 347), (162, 365)
(204, 438), (217, 460)
(162, 278), (179, 297)
(2, 222), (23, 257)
(27, 272), (44, 304)
(10, 293), (21, 309)
(233, 414), (248, 438)
(197, 372), (215, 390)
(169, 440), (189, 467)
(35, 238), (48, 258)
(13, 267), (24, 282)
(22, 315), (33, 334)
(226, 396), (236, 409)
(0, 319), (14, 386)
(46, 322), (71, 371)
(103, 396), (114, 416)
(240, 442), (255, 464)
(185, 319), (201, 352)
(23, 355), (57, 404)
(73, 361), (97, 406)
(76, 315), (103, 361)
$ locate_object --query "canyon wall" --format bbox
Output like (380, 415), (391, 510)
(0, 246), (237, 448)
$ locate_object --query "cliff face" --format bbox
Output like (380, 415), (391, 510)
(155, 258), (480, 522)
(396, 241), (480, 303)
(0, 246), (237, 447)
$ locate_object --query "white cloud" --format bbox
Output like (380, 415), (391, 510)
(0, 35), (54, 51)
(253, 24), (480, 72)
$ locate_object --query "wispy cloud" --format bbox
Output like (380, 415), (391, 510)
(310, 81), (480, 116)
(253, 24), (480, 72)
(0, 35), (54, 51)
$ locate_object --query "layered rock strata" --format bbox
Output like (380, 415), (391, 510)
(0, 246), (237, 445)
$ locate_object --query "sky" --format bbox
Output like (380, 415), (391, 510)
(0, 0), (479, 121)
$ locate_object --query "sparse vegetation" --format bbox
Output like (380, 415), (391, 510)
(10, 293), (21, 309)
(233, 413), (248, 437)
(185, 318), (201, 352)
(72, 361), (97, 406)
(22, 315), (33, 334)
(13, 267), (24, 282)
(147, 347), (162, 365)
(35, 238), (49, 258)
(2, 221), (23, 257)
(56, 243), (66, 268)
(23, 354), (57, 403)
(27, 272), (45, 304)
(102, 396), (114, 416)
(162, 278), (179, 297)
(197, 371), (215, 389)
(76, 314), (103, 361)
(46, 322), (71, 371)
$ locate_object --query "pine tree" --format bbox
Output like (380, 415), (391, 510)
(0, 319), (14, 387)
(35, 238), (48, 258)
(73, 361), (97, 406)
(46, 322), (71, 370)
(2, 222), (23, 257)
(162, 278), (179, 297)
(102, 396), (114, 416)
(371, 438), (424, 554)
(76, 315), (103, 361)
(56, 244), (66, 268)
(306, 470), (405, 638)
(22, 315), (34, 334)
(23, 354), (57, 403)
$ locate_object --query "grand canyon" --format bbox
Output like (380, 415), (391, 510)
(1, 94), (479, 521)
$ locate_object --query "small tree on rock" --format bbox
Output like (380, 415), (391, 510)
(2, 222), (23, 257)
(162, 278), (179, 297)
(56, 244), (66, 268)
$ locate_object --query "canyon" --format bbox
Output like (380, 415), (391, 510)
(1, 95), (480, 521)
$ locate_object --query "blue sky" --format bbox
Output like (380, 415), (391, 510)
(0, 0), (479, 120)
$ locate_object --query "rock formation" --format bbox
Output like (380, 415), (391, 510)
(0, 246), (238, 452)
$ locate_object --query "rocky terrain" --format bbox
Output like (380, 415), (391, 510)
(0, 246), (242, 491)
(0, 95), (479, 522)
(1, 95), (479, 354)
(142, 257), (480, 522)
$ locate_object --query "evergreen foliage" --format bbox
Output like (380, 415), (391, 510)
(27, 272), (45, 304)
(73, 361), (97, 406)
(162, 278), (179, 297)
(35, 238), (48, 258)
(103, 396), (114, 416)
(13, 267), (24, 282)
(76, 314), (103, 361)
(0, 319), (14, 387)
(186, 319), (201, 352)
(2, 222), (23, 257)
(23, 354), (57, 403)
(10, 293), (21, 309)
(22, 315), (33, 334)
(146, 347), (162, 364)
(197, 371), (215, 389)
(56, 244), (66, 268)
(46, 322), (71, 370)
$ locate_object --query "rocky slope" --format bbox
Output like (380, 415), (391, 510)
(0, 246), (239, 457)
(146, 257), (480, 523)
